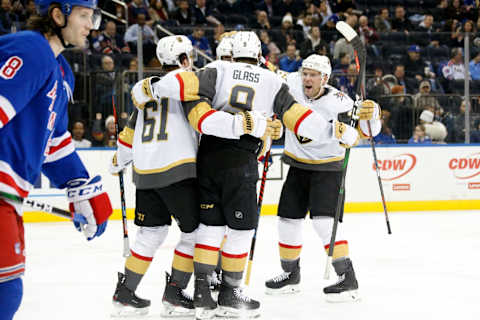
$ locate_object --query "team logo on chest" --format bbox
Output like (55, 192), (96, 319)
(295, 134), (312, 144)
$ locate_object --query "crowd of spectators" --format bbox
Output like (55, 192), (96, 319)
(2, 0), (480, 145)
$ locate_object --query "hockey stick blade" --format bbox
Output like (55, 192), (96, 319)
(335, 21), (357, 42)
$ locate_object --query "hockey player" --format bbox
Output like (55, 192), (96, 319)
(216, 31), (235, 61)
(264, 54), (381, 302)
(129, 31), (362, 319)
(0, 0), (113, 318)
(110, 35), (200, 318)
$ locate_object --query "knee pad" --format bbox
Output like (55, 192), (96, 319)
(222, 228), (254, 255)
(175, 230), (196, 257)
(131, 226), (169, 258)
(0, 278), (22, 320)
(311, 216), (345, 246)
(278, 217), (303, 246)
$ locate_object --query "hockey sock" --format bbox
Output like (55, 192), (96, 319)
(311, 217), (349, 260)
(194, 224), (225, 278)
(278, 217), (303, 272)
(171, 231), (195, 289)
(0, 278), (22, 320)
(221, 229), (253, 287)
(125, 253), (152, 291)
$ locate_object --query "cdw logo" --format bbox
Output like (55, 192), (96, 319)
(373, 153), (416, 181)
(448, 152), (480, 179)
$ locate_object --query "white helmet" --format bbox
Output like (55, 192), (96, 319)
(232, 31), (261, 61)
(301, 54), (332, 82)
(156, 35), (195, 70)
(216, 36), (234, 60)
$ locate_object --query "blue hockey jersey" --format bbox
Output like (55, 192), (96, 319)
(0, 31), (89, 214)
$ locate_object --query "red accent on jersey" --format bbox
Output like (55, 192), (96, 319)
(324, 240), (348, 250)
(294, 109), (312, 135)
(0, 106), (8, 126)
(175, 73), (184, 101)
(174, 249), (193, 259)
(0, 172), (29, 197)
(197, 109), (216, 133)
(131, 250), (154, 261)
(48, 136), (72, 155)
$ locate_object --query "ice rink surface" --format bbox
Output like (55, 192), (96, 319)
(15, 211), (480, 320)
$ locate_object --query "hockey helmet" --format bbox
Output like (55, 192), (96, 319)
(156, 35), (196, 70)
(301, 54), (332, 82)
(232, 31), (261, 61)
(216, 36), (234, 60)
(35, 0), (101, 29)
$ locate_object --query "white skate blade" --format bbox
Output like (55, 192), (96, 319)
(265, 284), (300, 295)
(325, 289), (361, 303)
(216, 306), (260, 319)
(161, 301), (195, 318)
(195, 307), (217, 320)
(111, 301), (149, 317)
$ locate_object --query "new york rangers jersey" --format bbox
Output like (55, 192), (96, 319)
(0, 31), (88, 213)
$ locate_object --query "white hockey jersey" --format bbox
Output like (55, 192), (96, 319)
(120, 69), (198, 189)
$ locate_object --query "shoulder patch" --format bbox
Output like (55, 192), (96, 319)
(333, 91), (347, 101)
(0, 56), (23, 80)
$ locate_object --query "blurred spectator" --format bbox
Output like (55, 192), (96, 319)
(275, 0), (305, 18)
(470, 120), (480, 143)
(251, 10), (271, 30)
(469, 51), (480, 80)
(279, 43), (302, 72)
(337, 63), (358, 99)
(442, 47), (466, 81)
(333, 37), (354, 62)
(256, 0), (275, 18)
(259, 30), (280, 57)
(366, 65), (390, 101)
(94, 20), (130, 54)
(320, 14), (339, 44)
(211, 23), (225, 56)
(393, 64), (416, 94)
(402, 45), (428, 82)
(445, 0), (465, 22)
(417, 14), (434, 33)
(188, 26), (213, 67)
(173, 0), (192, 25)
(333, 52), (350, 73)
(408, 124), (432, 144)
(71, 121), (92, 148)
(374, 119), (396, 144)
(193, 0), (220, 26)
(317, 1), (332, 26)
(94, 55), (117, 116)
(453, 100), (476, 142)
(299, 26), (327, 59)
(0, 0), (19, 34)
(296, 12), (313, 36)
(92, 115), (118, 147)
(391, 5), (413, 32)
(148, 0), (169, 25)
(330, 0), (355, 14)
(128, 0), (150, 25)
(419, 109), (448, 143)
(416, 14), (438, 47)
(413, 80), (441, 111)
(374, 8), (391, 33)
(275, 13), (304, 52)
(358, 15), (378, 45)
(449, 19), (476, 47)
(124, 13), (157, 65)
(390, 85), (414, 141)
(345, 13), (358, 29)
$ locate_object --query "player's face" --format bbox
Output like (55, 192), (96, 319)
(302, 68), (325, 99)
(63, 7), (94, 47)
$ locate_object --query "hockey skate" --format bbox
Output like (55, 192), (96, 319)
(194, 274), (217, 320)
(161, 272), (195, 318)
(112, 272), (151, 317)
(216, 282), (260, 319)
(323, 258), (360, 303)
(265, 269), (301, 295)
(209, 270), (222, 299)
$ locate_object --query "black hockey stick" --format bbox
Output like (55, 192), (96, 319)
(0, 190), (87, 224)
(324, 22), (367, 279)
(112, 96), (131, 257)
(245, 135), (275, 286)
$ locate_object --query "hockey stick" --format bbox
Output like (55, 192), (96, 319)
(112, 96), (131, 257)
(324, 22), (367, 279)
(0, 190), (87, 224)
(245, 135), (275, 286)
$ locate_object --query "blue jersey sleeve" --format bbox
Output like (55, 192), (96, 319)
(0, 32), (52, 129)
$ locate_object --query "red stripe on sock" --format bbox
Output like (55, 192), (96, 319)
(324, 240), (348, 250)
(174, 249), (193, 259)
(221, 251), (248, 259)
(131, 250), (153, 262)
(279, 242), (302, 249)
(195, 244), (219, 252)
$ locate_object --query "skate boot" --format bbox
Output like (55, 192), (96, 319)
(323, 258), (360, 302)
(265, 268), (301, 295)
(112, 272), (150, 317)
(161, 272), (195, 318)
(194, 274), (217, 320)
(209, 270), (222, 299)
(217, 282), (260, 319)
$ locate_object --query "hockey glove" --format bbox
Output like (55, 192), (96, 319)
(355, 99), (380, 121)
(109, 144), (133, 175)
(233, 110), (268, 138)
(269, 118), (283, 140)
(332, 120), (359, 148)
(131, 76), (161, 109)
(67, 175), (113, 241)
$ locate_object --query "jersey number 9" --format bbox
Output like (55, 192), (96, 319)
(229, 85), (255, 111)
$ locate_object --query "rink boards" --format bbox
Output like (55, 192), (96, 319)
(23, 144), (480, 222)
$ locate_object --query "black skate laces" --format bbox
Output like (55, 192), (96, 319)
(271, 272), (291, 283)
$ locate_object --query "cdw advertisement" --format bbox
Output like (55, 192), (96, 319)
(347, 146), (480, 202)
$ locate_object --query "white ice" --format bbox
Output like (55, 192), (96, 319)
(15, 211), (480, 320)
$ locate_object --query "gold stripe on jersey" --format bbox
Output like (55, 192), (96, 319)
(279, 243), (302, 260)
(177, 72), (200, 101)
(221, 253), (247, 273)
(324, 241), (349, 260)
(282, 103), (311, 133)
(118, 126), (134, 146)
(172, 251), (194, 273)
(284, 150), (344, 164)
(133, 158), (196, 174)
(187, 101), (214, 132)
(125, 255), (152, 274)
